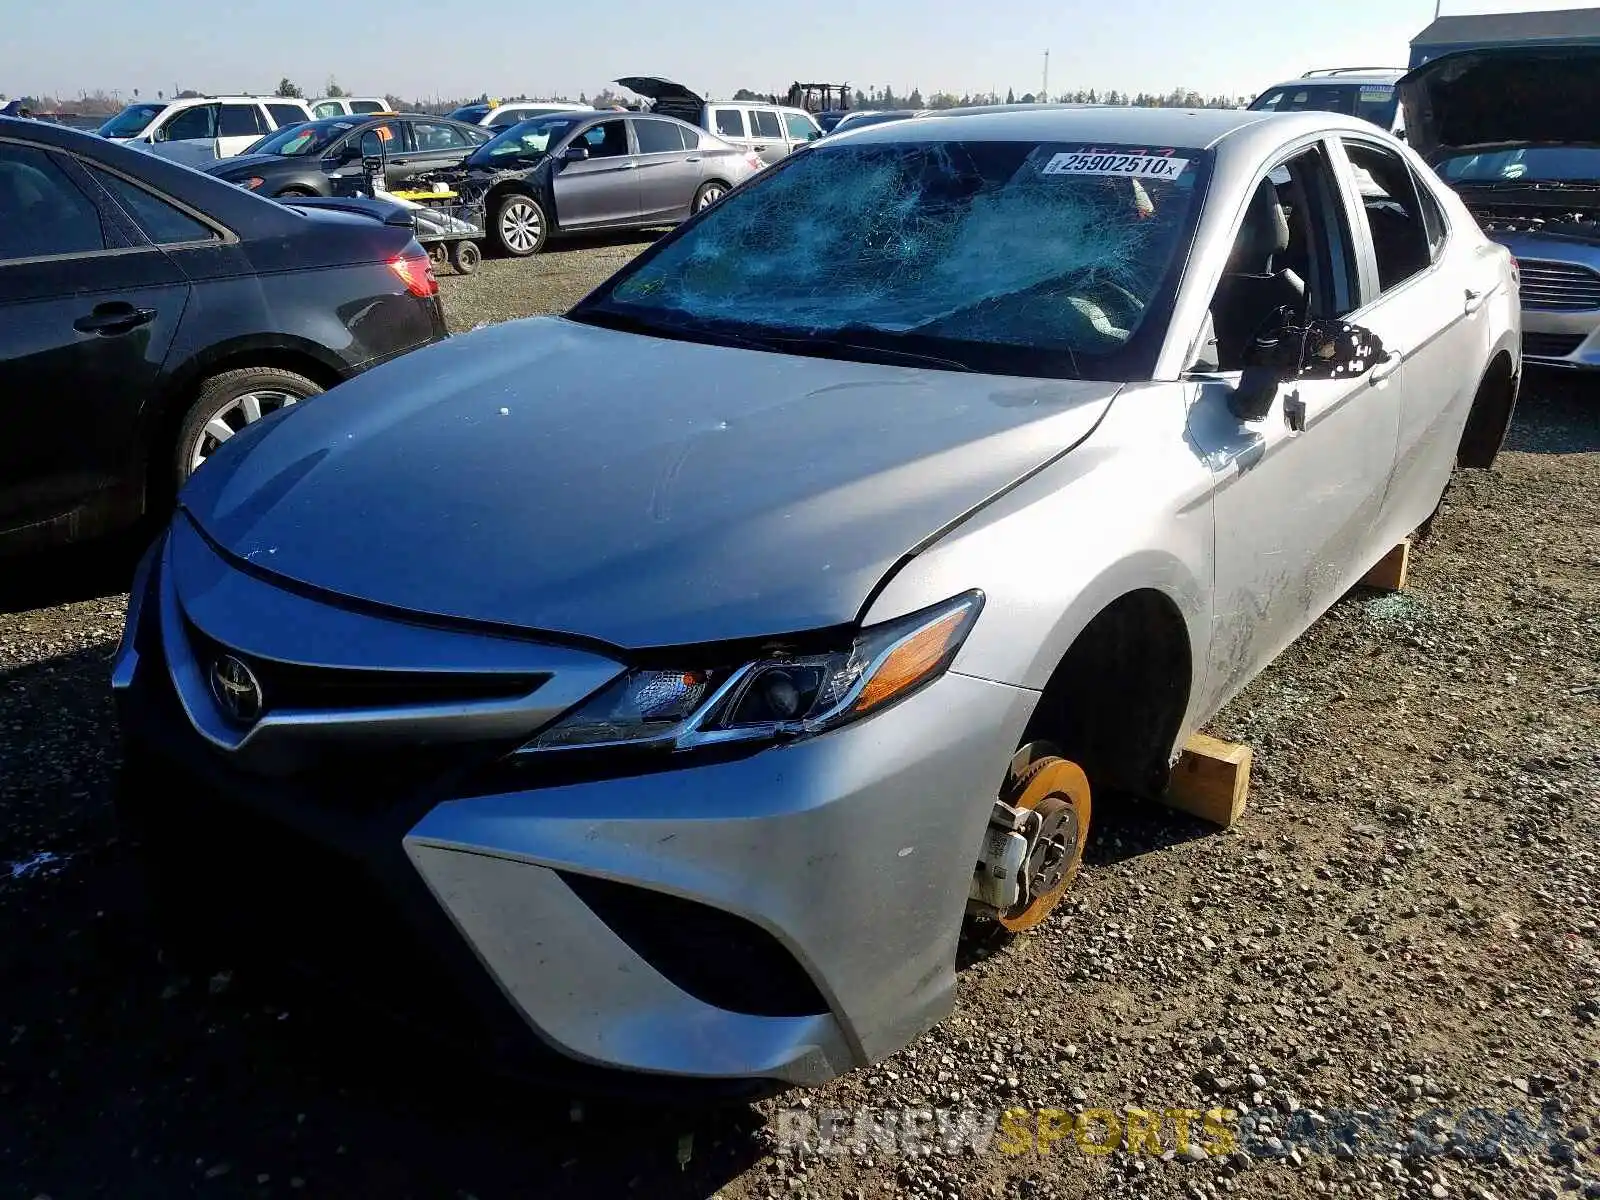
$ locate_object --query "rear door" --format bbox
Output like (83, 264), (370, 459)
(0, 140), (191, 533)
(709, 106), (750, 151)
(392, 120), (477, 187)
(217, 103), (270, 157)
(629, 117), (699, 220)
(551, 118), (641, 228)
(747, 107), (787, 163)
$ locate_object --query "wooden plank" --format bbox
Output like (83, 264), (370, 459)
(1162, 733), (1252, 828)
(1360, 539), (1411, 591)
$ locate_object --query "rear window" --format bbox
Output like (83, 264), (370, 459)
(582, 139), (1213, 381)
(312, 101), (346, 119)
(351, 100), (387, 114)
(267, 103), (307, 128)
(714, 109), (746, 138)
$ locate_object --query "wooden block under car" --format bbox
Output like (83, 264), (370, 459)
(1161, 733), (1252, 828)
(1359, 539), (1411, 591)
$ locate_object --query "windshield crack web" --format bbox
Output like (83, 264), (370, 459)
(614, 142), (1193, 356)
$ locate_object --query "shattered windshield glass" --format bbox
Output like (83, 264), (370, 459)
(578, 140), (1210, 379)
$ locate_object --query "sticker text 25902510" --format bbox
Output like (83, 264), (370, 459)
(1041, 153), (1190, 180)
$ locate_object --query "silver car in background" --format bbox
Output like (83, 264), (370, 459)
(1400, 43), (1600, 371)
(114, 107), (1519, 1091)
(450, 109), (761, 256)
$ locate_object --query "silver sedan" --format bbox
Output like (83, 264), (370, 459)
(113, 105), (1519, 1090)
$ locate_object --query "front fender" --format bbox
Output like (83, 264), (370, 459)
(862, 382), (1217, 739)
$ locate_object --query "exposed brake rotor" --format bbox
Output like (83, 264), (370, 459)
(994, 741), (1092, 932)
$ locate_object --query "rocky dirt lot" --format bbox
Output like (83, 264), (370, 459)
(1, 240), (1597, 1200)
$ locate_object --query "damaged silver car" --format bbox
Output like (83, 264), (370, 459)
(1401, 45), (1600, 370)
(113, 106), (1519, 1091)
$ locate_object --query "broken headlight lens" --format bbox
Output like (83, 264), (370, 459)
(519, 590), (984, 754)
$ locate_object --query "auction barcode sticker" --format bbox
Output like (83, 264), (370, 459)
(1041, 152), (1190, 180)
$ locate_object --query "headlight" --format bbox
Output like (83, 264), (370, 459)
(519, 590), (983, 755)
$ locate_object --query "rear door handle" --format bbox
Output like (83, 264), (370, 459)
(74, 304), (157, 336)
(684, 156), (701, 163)
(1464, 286), (1487, 313)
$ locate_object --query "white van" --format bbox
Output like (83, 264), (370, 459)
(310, 97), (392, 119)
(98, 95), (315, 162)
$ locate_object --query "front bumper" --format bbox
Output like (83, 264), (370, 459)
(113, 522), (1036, 1088)
(1493, 231), (1600, 371)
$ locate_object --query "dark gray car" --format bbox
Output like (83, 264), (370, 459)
(457, 110), (762, 256)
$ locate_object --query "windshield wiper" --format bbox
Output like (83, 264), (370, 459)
(761, 325), (976, 372)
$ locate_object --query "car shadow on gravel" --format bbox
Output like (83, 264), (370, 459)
(0, 644), (768, 1199)
(1507, 369), (1600, 455)
(0, 523), (153, 614)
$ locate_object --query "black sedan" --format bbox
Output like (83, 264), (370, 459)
(205, 113), (491, 199)
(0, 115), (449, 555)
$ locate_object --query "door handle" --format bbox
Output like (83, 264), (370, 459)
(74, 304), (157, 336)
(1283, 388), (1306, 433)
(1367, 347), (1403, 385)
(1464, 286), (1487, 313)
(684, 156), (701, 163)
(751, 144), (768, 151)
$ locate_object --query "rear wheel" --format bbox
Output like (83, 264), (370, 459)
(274, 185), (317, 198)
(491, 193), (547, 256)
(693, 181), (727, 212)
(175, 366), (322, 486)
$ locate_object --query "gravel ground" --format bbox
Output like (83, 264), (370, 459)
(2, 241), (1597, 1200)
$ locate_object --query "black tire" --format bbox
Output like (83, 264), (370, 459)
(692, 181), (728, 213)
(427, 242), (450, 268)
(450, 239), (482, 274)
(175, 366), (323, 488)
(490, 193), (547, 256)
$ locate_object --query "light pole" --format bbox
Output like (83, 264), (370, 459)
(1042, 49), (1050, 102)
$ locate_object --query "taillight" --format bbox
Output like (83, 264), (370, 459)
(388, 252), (438, 298)
(745, 152), (762, 170)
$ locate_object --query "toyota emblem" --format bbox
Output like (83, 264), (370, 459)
(209, 654), (264, 724)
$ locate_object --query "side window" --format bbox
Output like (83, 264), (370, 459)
(751, 109), (782, 139)
(351, 100), (386, 114)
(1340, 139), (1433, 294)
(89, 168), (217, 245)
(578, 120), (629, 158)
(783, 111), (819, 142)
(1411, 167), (1449, 259)
(412, 122), (469, 152)
(267, 104), (306, 128)
(1204, 144), (1359, 371)
(219, 104), (267, 138)
(633, 118), (685, 154)
(0, 144), (110, 261)
(313, 101), (344, 119)
(161, 104), (218, 141)
(713, 108), (746, 138)
(488, 109), (527, 129)
(359, 122), (402, 157)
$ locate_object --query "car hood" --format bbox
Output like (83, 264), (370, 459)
(1399, 45), (1600, 163)
(177, 316), (1121, 649)
(205, 152), (291, 177)
(614, 76), (704, 107)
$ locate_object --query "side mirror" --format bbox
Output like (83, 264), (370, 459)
(1227, 311), (1387, 422)
(563, 144), (590, 162)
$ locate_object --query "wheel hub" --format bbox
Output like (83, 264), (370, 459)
(190, 389), (299, 475)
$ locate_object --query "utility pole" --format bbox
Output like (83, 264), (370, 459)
(1042, 49), (1049, 102)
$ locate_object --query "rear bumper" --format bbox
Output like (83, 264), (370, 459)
(113, 528), (1036, 1089)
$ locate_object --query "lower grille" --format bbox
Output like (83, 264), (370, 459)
(1522, 332), (1585, 359)
(1516, 259), (1600, 312)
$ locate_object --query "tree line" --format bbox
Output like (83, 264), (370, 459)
(6, 79), (1255, 116)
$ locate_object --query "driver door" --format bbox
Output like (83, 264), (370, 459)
(551, 120), (642, 228)
(1185, 140), (1401, 715)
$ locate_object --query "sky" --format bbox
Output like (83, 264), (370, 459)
(0, 0), (1588, 106)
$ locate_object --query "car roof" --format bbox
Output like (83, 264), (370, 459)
(838, 105), (1280, 148)
(1267, 69), (1406, 85)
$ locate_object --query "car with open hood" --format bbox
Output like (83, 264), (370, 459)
(1400, 44), (1600, 371)
(448, 108), (761, 256)
(114, 106), (1519, 1091)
